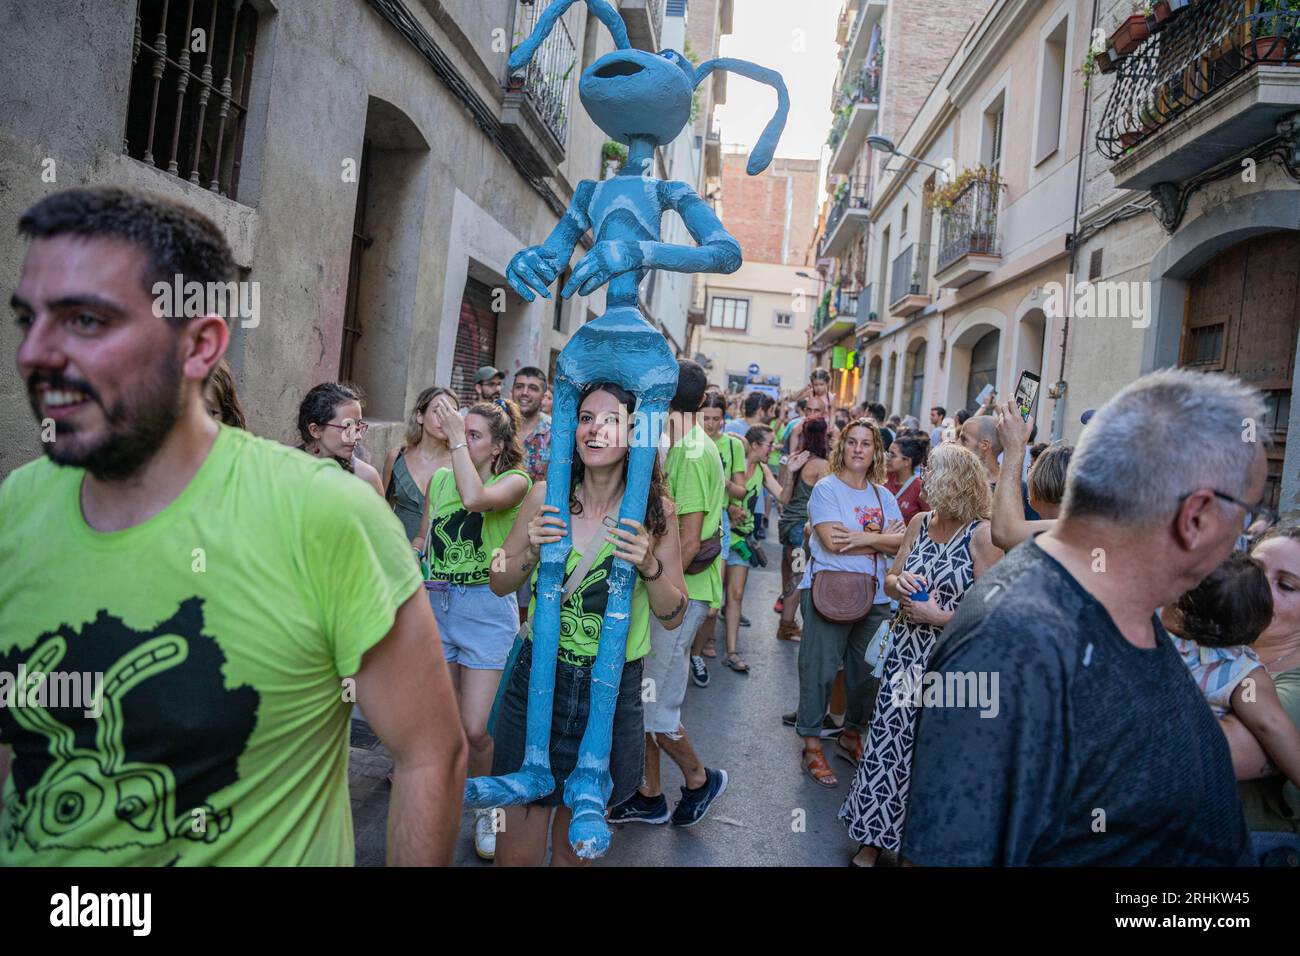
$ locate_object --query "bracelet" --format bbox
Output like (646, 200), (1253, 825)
(640, 554), (664, 582)
(450, 442), (468, 452)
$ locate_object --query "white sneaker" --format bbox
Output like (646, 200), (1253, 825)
(474, 809), (497, 860)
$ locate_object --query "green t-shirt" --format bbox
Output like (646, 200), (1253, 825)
(769, 423), (786, 469)
(666, 425), (724, 607)
(731, 462), (764, 544)
(0, 426), (422, 866)
(1238, 666), (1300, 834)
(527, 538), (650, 665)
(425, 467), (530, 586)
(714, 433), (746, 485)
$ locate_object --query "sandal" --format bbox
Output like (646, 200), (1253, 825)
(776, 620), (802, 643)
(835, 729), (863, 765)
(722, 652), (750, 674)
(802, 747), (838, 788)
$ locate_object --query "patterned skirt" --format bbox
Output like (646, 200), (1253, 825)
(838, 618), (939, 851)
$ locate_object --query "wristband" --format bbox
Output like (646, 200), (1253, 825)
(640, 554), (664, 582)
(450, 442), (468, 452)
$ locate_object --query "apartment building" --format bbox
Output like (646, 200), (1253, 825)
(808, 0), (994, 408)
(689, 150), (819, 393)
(1073, 0), (1300, 511)
(0, 0), (694, 478)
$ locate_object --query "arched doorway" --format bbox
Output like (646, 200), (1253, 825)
(1181, 232), (1300, 509)
(966, 329), (1000, 409)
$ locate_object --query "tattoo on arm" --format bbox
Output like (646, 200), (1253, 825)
(653, 592), (687, 623)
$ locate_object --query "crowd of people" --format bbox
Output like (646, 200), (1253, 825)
(3, 186), (1299, 869)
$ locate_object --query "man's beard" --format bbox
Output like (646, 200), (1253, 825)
(30, 348), (185, 482)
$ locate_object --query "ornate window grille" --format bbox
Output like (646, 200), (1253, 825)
(125, 0), (260, 201)
(510, 0), (578, 147)
(936, 178), (1005, 271)
(1096, 0), (1300, 160)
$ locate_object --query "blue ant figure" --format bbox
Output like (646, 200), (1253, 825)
(464, 0), (787, 859)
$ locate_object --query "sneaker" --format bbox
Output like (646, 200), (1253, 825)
(781, 712), (844, 738)
(739, 614), (751, 628)
(689, 655), (710, 688)
(474, 808), (497, 860)
(671, 767), (729, 827)
(608, 791), (670, 825)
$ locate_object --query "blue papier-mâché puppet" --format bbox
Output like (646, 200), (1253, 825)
(464, 0), (788, 859)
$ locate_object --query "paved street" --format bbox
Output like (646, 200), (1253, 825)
(349, 556), (871, 867)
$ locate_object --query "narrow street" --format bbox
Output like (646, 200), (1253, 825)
(350, 560), (866, 866)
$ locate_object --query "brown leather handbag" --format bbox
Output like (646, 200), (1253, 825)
(685, 528), (723, 576)
(811, 483), (884, 623)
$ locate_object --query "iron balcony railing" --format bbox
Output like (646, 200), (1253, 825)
(511, 0), (578, 146)
(838, 288), (860, 320)
(937, 178), (1005, 272)
(889, 242), (931, 307)
(825, 176), (872, 238)
(1097, 0), (1300, 160)
(858, 283), (875, 325)
(827, 63), (881, 150)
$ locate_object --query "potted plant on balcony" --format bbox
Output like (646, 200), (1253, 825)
(1110, 3), (1152, 56)
(1247, 0), (1298, 63)
(909, 270), (922, 296)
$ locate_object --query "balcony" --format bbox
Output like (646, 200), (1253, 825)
(1098, 0), (1300, 198)
(840, 0), (888, 79)
(619, 0), (664, 54)
(821, 176), (872, 258)
(889, 242), (932, 317)
(934, 177), (1005, 288)
(704, 126), (721, 178)
(502, 0), (578, 176)
(828, 65), (881, 174)
(855, 282), (885, 336)
(811, 291), (858, 350)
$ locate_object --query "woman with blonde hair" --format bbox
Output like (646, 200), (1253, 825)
(383, 386), (459, 544)
(840, 442), (1003, 866)
(795, 417), (906, 787)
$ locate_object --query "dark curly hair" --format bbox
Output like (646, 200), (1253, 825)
(1174, 551), (1273, 649)
(297, 382), (362, 472)
(569, 382), (669, 539)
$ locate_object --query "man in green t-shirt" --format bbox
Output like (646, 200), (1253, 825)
(609, 361), (728, 828)
(0, 187), (467, 866)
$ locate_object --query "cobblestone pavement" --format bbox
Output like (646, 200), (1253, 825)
(350, 556), (872, 866)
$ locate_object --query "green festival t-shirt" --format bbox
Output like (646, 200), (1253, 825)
(527, 538), (650, 665)
(714, 432), (746, 486)
(0, 426), (422, 866)
(731, 462), (764, 544)
(424, 467), (530, 586)
(666, 425), (724, 607)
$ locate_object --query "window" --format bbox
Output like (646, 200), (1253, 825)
(554, 269), (569, 331)
(1184, 323), (1225, 369)
(774, 311), (794, 328)
(907, 341), (927, 419)
(901, 204), (909, 238)
(125, 0), (261, 201)
(982, 95), (1005, 176)
(1035, 17), (1069, 164)
(1089, 248), (1104, 281)
(710, 297), (750, 331)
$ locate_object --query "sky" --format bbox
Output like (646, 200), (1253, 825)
(713, 0), (841, 164)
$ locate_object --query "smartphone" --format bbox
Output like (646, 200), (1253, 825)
(973, 383), (995, 410)
(1014, 370), (1041, 422)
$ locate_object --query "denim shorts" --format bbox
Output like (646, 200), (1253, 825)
(428, 581), (518, 669)
(779, 522), (806, 550)
(490, 637), (646, 808)
(726, 542), (750, 568)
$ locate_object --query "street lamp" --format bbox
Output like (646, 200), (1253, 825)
(867, 135), (948, 175)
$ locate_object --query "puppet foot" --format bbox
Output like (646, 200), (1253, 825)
(464, 766), (555, 809)
(564, 766), (614, 859)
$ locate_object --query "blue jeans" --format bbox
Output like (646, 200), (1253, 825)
(1251, 830), (1300, 866)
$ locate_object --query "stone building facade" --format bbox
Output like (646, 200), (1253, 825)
(0, 0), (707, 479)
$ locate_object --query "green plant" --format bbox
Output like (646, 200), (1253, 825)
(601, 140), (628, 164)
(924, 164), (1003, 212)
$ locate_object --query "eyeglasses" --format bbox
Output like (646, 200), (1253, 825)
(1178, 489), (1262, 514)
(324, 420), (369, 438)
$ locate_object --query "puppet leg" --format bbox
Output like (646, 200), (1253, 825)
(463, 376), (579, 808)
(565, 401), (668, 859)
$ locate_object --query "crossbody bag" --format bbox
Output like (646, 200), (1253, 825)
(811, 481), (885, 623)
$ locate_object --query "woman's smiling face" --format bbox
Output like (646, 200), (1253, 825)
(576, 388), (628, 470)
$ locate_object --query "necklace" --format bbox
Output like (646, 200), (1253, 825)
(1262, 643), (1300, 674)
